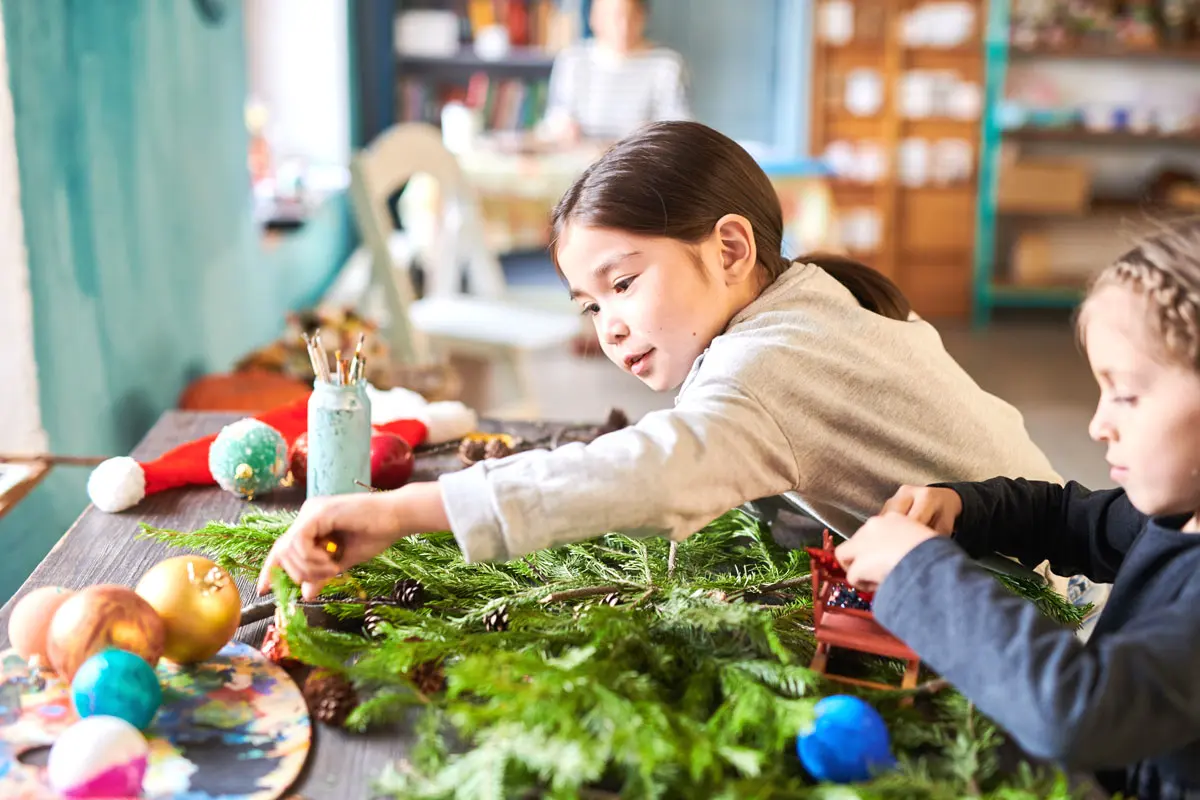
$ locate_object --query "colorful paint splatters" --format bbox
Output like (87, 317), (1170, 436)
(0, 641), (310, 799)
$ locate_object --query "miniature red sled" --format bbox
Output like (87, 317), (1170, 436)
(807, 531), (921, 694)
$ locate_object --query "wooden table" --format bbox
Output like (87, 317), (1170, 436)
(0, 410), (578, 800)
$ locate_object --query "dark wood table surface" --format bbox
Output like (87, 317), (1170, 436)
(0, 410), (580, 800)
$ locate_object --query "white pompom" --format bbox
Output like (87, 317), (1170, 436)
(420, 402), (478, 444)
(87, 457), (146, 513)
(365, 384), (430, 425)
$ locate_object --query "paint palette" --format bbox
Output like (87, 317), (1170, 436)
(0, 640), (310, 799)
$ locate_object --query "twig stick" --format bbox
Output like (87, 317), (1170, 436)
(631, 587), (656, 608)
(759, 576), (811, 593)
(354, 480), (381, 493)
(522, 556), (550, 584)
(539, 584), (624, 604)
(667, 541), (678, 579)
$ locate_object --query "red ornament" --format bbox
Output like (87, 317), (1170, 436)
(288, 433), (310, 488)
(370, 432), (415, 490)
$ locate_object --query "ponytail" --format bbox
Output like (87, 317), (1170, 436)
(796, 252), (912, 321)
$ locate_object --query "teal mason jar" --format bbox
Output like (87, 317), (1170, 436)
(306, 380), (372, 498)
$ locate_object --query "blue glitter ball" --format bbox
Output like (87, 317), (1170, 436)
(797, 695), (897, 783)
(70, 648), (163, 730)
(208, 418), (288, 499)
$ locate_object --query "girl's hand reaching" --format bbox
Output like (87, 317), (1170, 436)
(834, 513), (939, 593)
(881, 485), (963, 535)
(256, 483), (449, 601)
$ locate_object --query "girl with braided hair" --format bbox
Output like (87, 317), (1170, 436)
(838, 219), (1200, 798)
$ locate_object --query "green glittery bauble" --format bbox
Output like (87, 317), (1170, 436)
(208, 418), (289, 499)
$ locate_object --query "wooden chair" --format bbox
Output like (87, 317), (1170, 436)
(808, 531), (921, 693)
(342, 123), (581, 418)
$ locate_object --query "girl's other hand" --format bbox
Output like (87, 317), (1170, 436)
(881, 485), (963, 535)
(834, 513), (939, 593)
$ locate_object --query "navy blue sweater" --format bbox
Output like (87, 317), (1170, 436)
(873, 478), (1200, 799)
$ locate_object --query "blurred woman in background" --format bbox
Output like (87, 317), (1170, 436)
(541, 0), (692, 144)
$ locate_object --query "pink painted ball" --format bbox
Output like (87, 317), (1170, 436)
(7, 586), (75, 664)
(47, 715), (149, 798)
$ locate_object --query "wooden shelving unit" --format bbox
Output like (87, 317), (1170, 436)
(971, 0), (1200, 326)
(810, 0), (986, 320)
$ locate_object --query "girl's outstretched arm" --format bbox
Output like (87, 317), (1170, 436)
(439, 378), (799, 562)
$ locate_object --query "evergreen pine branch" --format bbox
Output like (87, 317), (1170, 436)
(162, 509), (1093, 797)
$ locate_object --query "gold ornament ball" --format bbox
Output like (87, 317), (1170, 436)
(135, 556), (242, 664)
(46, 585), (166, 682)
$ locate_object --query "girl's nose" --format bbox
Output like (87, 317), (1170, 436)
(1088, 406), (1115, 443)
(601, 313), (629, 344)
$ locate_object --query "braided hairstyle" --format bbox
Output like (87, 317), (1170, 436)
(1079, 219), (1200, 370)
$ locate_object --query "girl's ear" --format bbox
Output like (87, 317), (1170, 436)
(713, 214), (758, 285)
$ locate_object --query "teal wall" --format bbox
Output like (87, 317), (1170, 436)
(0, 0), (355, 601)
(646, 0), (811, 154)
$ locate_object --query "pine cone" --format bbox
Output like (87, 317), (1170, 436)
(363, 601), (391, 640)
(410, 659), (447, 695)
(483, 605), (510, 632)
(390, 578), (425, 609)
(483, 438), (514, 460)
(458, 438), (487, 465)
(600, 592), (620, 607)
(600, 407), (630, 434)
(303, 670), (358, 727)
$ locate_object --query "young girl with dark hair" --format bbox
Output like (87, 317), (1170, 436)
(258, 121), (1074, 605)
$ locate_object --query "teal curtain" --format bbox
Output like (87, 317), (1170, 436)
(0, 0), (354, 600)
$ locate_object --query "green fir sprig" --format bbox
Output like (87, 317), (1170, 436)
(140, 510), (1088, 798)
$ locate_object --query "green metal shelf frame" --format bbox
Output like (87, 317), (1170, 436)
(971, 0), (1090, 326)
(972, 0), (1014, 328)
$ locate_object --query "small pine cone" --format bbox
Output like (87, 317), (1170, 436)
(458, 438), (487, 465)
(600, 407), (630, 434)
(483, 605), (510, 632)
(390, 578), (425, 609)
(303, 670), (358, 727)
(483, 438), (514, 460)
(601, 592), (620, 607)
(410, 659), (447, 695)
(363, 601), (391, 640)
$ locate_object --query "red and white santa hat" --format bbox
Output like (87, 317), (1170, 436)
(86, 386), (476, 513)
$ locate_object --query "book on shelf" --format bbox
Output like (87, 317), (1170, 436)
(398, 74), (550, 132)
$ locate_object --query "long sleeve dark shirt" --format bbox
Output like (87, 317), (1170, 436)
(873, 478), (1200, 799)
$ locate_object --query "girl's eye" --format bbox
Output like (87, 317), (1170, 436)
(580, 302), (600, 317)
(1112, 395), (1138, 406)
(614, 276), (635, 293)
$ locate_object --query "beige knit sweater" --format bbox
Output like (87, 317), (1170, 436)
(440, 261), (1061, 562)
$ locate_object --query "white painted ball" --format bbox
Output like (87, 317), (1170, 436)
(47, 715), (150, 798)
